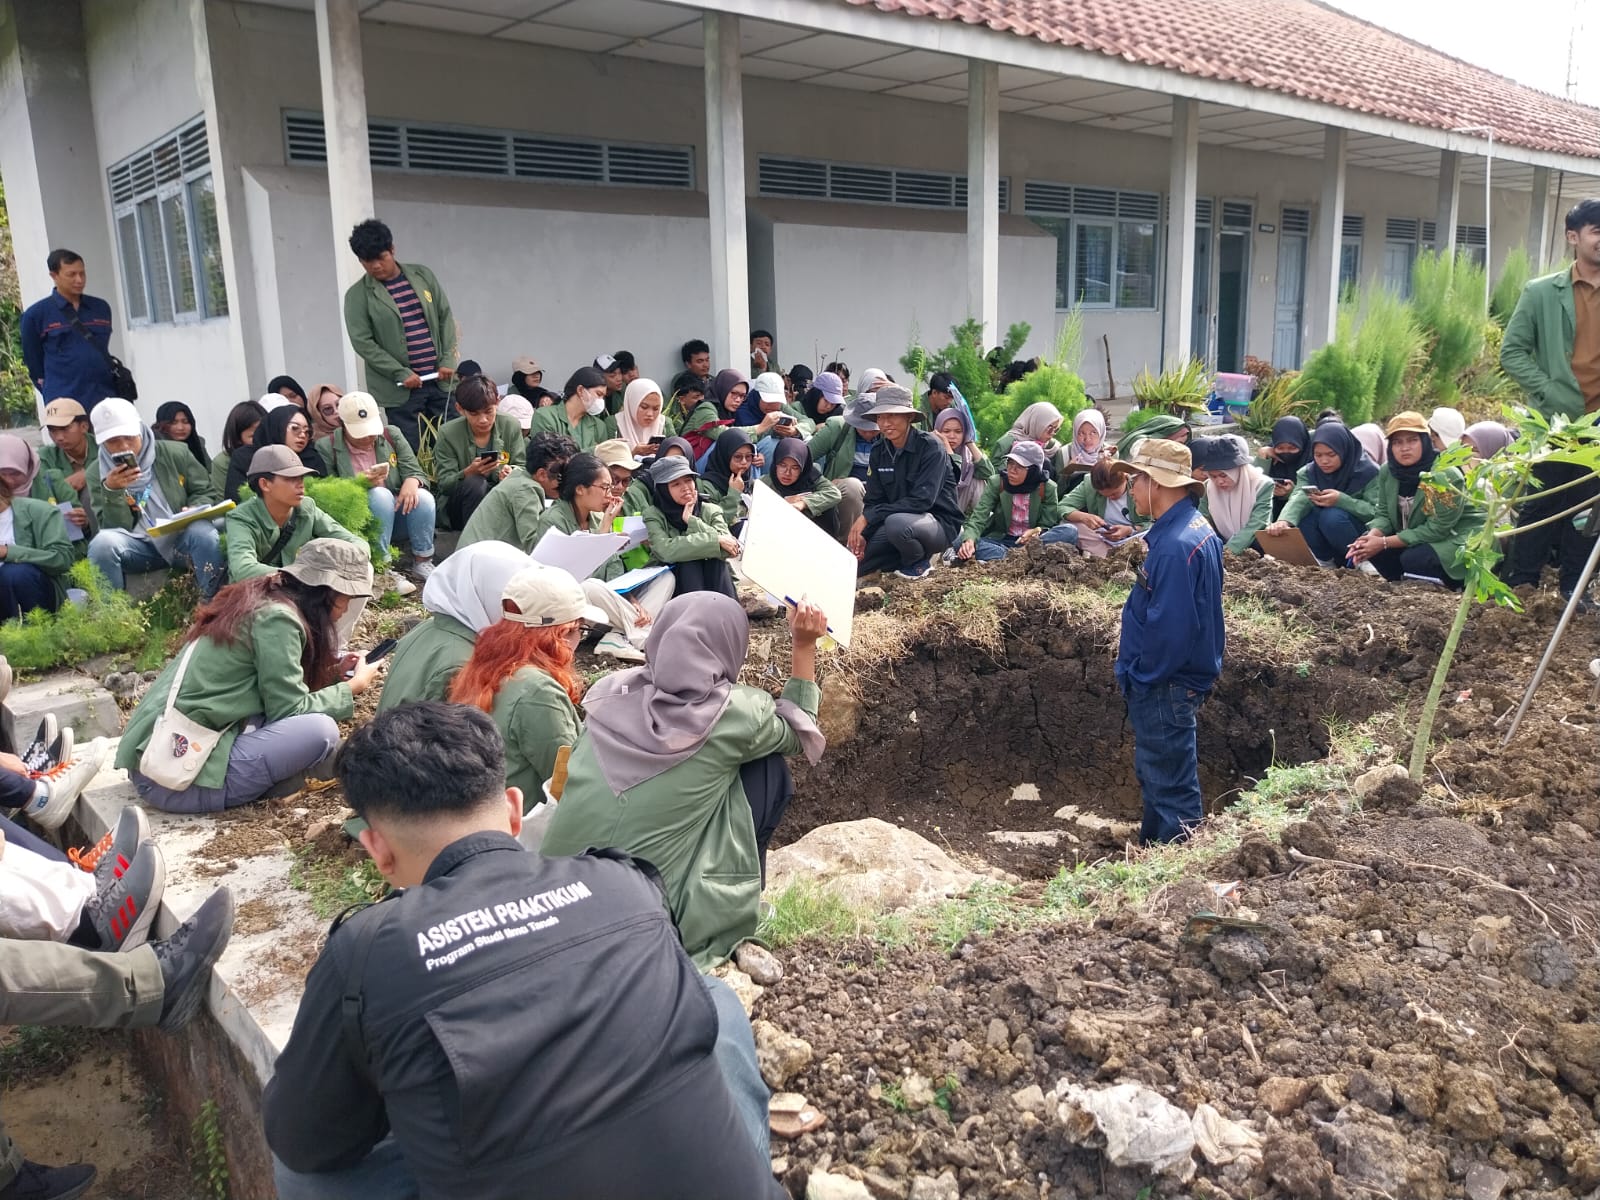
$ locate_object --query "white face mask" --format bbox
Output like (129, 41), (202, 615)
(583, 391), (606, 417)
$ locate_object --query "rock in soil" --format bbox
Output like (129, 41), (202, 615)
(1208, 932), (1270, 982)
(1464, 1161), (1510, 1200)
(764, 818), (1000, 911)
(735, 941), (785, 985)
(1280, 818), (1338, 859)
(1440, 1067), (1504, 1141)
(1258, 1076), (1315, 1117)
(753, 1019), (814, 1090)
(807, 1171), (874, 1200)
(1262, 1132), (1333, 1199)
(906, 1171), (959, 1200)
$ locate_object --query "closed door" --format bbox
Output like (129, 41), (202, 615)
(1215, 231), (1250, 375)
(1273, 234), (1307, 368)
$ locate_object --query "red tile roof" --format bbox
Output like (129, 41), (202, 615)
(842, 0), (1600, 160)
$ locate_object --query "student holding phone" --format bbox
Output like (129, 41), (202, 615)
(434, 374), (525, 529)
(1263, 422), (1380, 567)
(615, 378), (675, 459)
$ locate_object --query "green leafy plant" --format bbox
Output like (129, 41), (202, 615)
(1350, 286), (1426, 420)
(1489, 244), (1533, 326)
(0, 560), (146, 670)
(1131, 358), (1211, 413)
(1119, 406), (1167, 439)
(1295, 334), (1377, 426)
(190, 1099), (229, 1200)
(1410, 250), (1487, 400)
(972, 362), (1087, 448)
(0, 180), (39, 424)
(413, 413), (443, 484)
(1237, 370), (1310, 441)
(304, 475), (391, 569)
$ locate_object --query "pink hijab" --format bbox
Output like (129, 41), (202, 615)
(1351, 423), (1387, 466)
(0, 434), (40, 495)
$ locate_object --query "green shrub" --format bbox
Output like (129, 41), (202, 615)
(1131, 358), (1210, 413)
(304, 475), (390, 569)
(1296, 338), (1376, 426)
(1490, 245), (1533, 327)
(1350, 287), (1425, 420)
(0, 560), (147, 671)
(1410, 250), (1486, 400)
(1238, 370), (1312, 441)
(972, 363), (1087, 447)
(1120, 407), (1167, 439)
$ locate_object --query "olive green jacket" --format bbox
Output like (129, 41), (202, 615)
(1501, 267), (1588, 420)
(433, 414), (526, 501)
(755, 471), (843, 517)
(1279, 466), (1380, 526)
(680, 401), (764, 445)
(960, 476), (1061, 544)
(1059, 474), (1151, 528)
(526, 405), (616, 453)
(87, 441), (217, 532)
(489, 666), (581, 801)
(642, 500), (733, 564)
(29, 469), (92, 553)
(377, 614), (476, 713)
(533, 500), (624, 581)
(3, 496), (76, 603)
(696, 478), (744, 528)
(1198, 477), (1277, 554)
(1366, 465), (1483, 580)
(457, 469), (547, 552)
(209, 455), (233, 502)
(342, 262), (458, 411)
(225, 494), (364, 582)
(542, 676), (821, 967)
(116, 602), (354, 792)
(806, 417), (871, 483)
(314, 427), (427, 493)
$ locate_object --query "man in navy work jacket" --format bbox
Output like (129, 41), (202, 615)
(1112, 439), (1224, 844)
(264, 701), (783, 1200)
(19, 249), (118, 412)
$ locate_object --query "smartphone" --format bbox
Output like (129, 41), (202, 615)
(648, 436), (666, 446)
(113, 452), (139, 470)
(475, 448), (501, 461)
(364, 637), (398, 664)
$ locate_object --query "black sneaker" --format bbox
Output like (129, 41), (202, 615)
(19, 715), (65, 775)
(0, 1159), (96, 1200)
(152, 888), (235, 1034)
(84, 840), (165, 952)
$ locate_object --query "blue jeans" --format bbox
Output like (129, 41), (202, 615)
(0, 563), (58, 620)
(367, 486), (436, 559)
(1124, 680), (1206, 845)
(88, 522), (225, 598)
(269, 976), (769, 1199)
(1042, 523), (1080, 546)
(975, 526), (1078, 560)
(1297, 506), (1364, 566)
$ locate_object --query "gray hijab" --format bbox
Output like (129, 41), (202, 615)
(582, 592), (824, 793)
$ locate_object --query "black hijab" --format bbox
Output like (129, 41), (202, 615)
(643, 436), (697, 476)
(1267, 416), (1310, 483)
(225, 404), (326, 501)
(155, 401), (210, 468)
(1003, 463), (1048, 495)
(1306, 423), (1379, 495)
(651, 474), (705, 532)
(265, 375), (308, 407)
(768, 437), (821, 498)
(702, 428), (752, 496)
(1386, 431), (1439, 498)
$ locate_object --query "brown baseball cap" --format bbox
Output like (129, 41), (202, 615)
(42, 399), (87, 427)
(247, 444), (318, 479)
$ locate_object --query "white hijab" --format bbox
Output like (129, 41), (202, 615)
(421, 542), (529, 632)
(1070, 409), (1106, 465)
(616, 378), (665, 447)
(1205, 462), (1271, 541)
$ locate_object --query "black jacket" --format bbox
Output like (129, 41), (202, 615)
(263, 833), (783, 1199)
(863, 427), (964, 541)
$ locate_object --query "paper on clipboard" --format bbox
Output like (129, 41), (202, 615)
(609, 564), (672, 594)
(145, 499), (235, 539)
(1255, 526), (1320, 567)
(57, 502), (84, 543)
(530, 528), (630, 581)
(1076, 527), (1147, 558)
(738, 483), (856, 646)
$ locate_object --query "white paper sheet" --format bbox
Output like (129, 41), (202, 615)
(608, 565), (672, 594)
(738, 483), (857, 646)
(529, 528), (630, 581)
(57, 502), (84, 543)
(613, 514), (649, 551)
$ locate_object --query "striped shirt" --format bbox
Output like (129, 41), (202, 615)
(382, 270), (438, 375)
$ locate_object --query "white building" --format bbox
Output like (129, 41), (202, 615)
(3, 0), (1598, 441)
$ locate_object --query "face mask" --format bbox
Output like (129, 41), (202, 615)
(584, 392), (606, 417)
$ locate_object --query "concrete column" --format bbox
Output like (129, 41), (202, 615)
(1527, 165), (1553, 266)
(703, 12), (749, 373)
(1162, 97), (1199, 366)
(966, 60), (999, 343)
(1435, 149), (1462, 255)
(1308, 125), (1348, 349)
(315, 0), (374, 388)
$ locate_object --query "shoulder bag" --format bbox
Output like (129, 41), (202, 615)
(69, 315), (138, 401)
(138, 642), (221, 790)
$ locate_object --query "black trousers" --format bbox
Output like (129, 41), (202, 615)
(1505, 460), (1600, 594)
(446, 475), (493, 530)
(388, 381), (450, 454)
(1368, 541), (1462, 590)
(739, 753), (795, 885)
(672, 558), (737, 598)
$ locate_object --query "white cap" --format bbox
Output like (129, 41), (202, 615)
(1427, 407), (1465, 446)
(258, 392), (292, 414)
(90, 397), (141, 442)
(752, 371), (787, 407)
(501, 565), (609, 629)
(498, 393), (535, 432)
(338, 391), (385, 440)
(594, 354), (618, 372)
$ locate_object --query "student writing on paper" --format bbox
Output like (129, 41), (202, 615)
(642, 457), (739, 599)
(458, 432), (577, 553)
(1051, 459), (1149, 547)
(86, 398), (225, 599)
(541, 593), (828, 969)
(0, 471), (75, 618)
(1264, 423), (1380, 568)
(1190, 435), (1274, 555)
(757, 437), (843, 537)
(225, 445), (366, 582)
(533, 452), (675, 663)
(951, 441), (1069, 562)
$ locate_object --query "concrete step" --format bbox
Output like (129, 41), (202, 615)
(9, 674), (122, 743)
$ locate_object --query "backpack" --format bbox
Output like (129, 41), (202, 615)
(681, 418), (731, 464)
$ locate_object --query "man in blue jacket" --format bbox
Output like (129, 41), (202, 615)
(1112, 439), (1224, 844)
(19, 249), (119, 412)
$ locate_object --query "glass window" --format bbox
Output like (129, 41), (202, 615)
(1382, 241), (1415, 297)
(1074, 221), (1113, 306)
(137, 198), (174, 323)
(188, 175), (228, 317)
(161, 191), (197, 316)
(1339, 241), (1361, 294)
(116, 212), (149, 322)
(1116, 220), (1157, 309)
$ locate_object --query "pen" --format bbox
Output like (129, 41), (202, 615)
(782, 596), (835, 636)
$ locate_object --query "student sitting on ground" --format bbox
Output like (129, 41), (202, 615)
(532, 452), (674, 663)
(952, 441), (1068, 562)
(0, 470), (75, 620)
(86, 397), (225, 599)
(457, 432), (577, 553)
(738, 371), (812, 442)
(993, 402), (1067, 473)
(1050, 458), (1149, 546)
(153, 402), (210, 470)
(448, 565), (603, 799)
(595, 438), (645, 508)
(312, 390), (435, 584)
(684, 370), (784, 463)
(615, 378), (674, 460)
(1191, 434), (1274, 554)
(1264, 422), (1380, 567)
(758, 437), (843, 536)
(1261, 415), (1310, 518)
(308, 382), (343, 441)
(212, 400), (266, 499)
(933, 406), (993, 515)
(38, 399), (97, 540)
(542, 594), (826, 968)
(265, 701), (783, 1200)
(805, 390), (879, 542)
(1068, 409), (1108, 466)
(643, 458), (739, 598)
(378, 542), (528, 713)
(223, 403), (328, 505)
(848, 387), (964, 579)
(625, 436), (692, 514)
(699, 429), (756, 529)
(1119, 413), (1191, 459)
(435, 374), (525, 530)
(527, 366), (616, 452)
(1346, 411), (1483, 589)
(225, 446), (366, 582)
(118, 539), (380, 813)
(799, 369), (842, 425)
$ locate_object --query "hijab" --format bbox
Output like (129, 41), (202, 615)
(0, 435), (40, 495)
(709, 369), (749, 416)
(646, 436), (696, 474)
(420, 542), (528, 633)
(1266, 416), (1310, 482)
(1386, 428), (1439, 498)
(581, 593), (824, 794)
(768, 437), (820, 498)
(617, 378), (666, 447)
(1463, 421), (1513, 460)
(1009, 401), (1065, 450)
(1206, 458), (1272, 542)
(799, 386), (832, 424)
(265, 375), (308, 408)
(652, 472), (705, 532)
(1306, 423), (1380, 495)
(308, 383), (344, 440)
(732, 382), (776, 427)
(854, 368), (890, 398)
(1069, 409), (1106, 466)
(226, 403), (326, 502)
(702, 428), (752, 496)
(1351, 423), (1387, 467)
(155, 402), (210, 468)
(934, 408), (984, 512)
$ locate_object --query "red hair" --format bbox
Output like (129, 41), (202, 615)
(448, 619), (583, 712)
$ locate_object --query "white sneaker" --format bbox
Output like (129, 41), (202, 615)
(409, 558), (436, 584)
(27, 738), (109, 831)
(594, 634), (646, 664)
(383, 572), (417, 597)
(1355, 560), (1379, 577)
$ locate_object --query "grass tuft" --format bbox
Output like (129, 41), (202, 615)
(289, 849), (389, 919)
